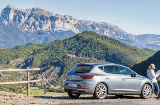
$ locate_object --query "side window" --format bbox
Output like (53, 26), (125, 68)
(118, 66), (135, 77)
(104, 66), (120, 74)
(98, 66), (103, 71)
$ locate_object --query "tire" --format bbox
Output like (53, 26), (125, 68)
(67, 91), (80, 98)
(93, 83), (107, 99)
(140, 84), (152, 99)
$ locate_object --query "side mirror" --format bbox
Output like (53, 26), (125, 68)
(130, 74), (134, 77)
(130, 73), (138, 77)
(134, 73), (138, 77)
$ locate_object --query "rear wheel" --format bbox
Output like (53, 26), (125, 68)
(140, 84), (152, 99)
(93, 83), (107, 99)
(67, 91), (80, 98)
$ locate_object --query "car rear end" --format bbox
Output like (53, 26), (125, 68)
(64, 64), (102, 95)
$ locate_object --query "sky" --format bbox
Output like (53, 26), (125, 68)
(0, 0), (159, 35)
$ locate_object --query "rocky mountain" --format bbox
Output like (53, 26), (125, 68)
(0, 5), (160, 50)
(135, 34), (160, 50)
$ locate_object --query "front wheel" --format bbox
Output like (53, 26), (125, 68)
(93, 83), (107, 99)
(67, 91), (80, 98)
(140, 84), (152, 99)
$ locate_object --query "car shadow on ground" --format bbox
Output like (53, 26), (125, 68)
(34, 95), (147, 100)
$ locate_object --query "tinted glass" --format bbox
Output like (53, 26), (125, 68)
(104, 66), (120, 74)
(69, 65), (93, 73)
(98, 66), (103, 71)
(118, 66), (135, 77)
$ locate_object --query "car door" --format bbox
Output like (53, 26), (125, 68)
(102, 65), (123, 93)
(118, 66), (141, 93)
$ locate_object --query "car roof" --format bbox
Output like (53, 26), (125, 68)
(77, 63), (130, 69)
(77, 63), (118, 66)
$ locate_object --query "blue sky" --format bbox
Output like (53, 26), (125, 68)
(0, 0), (159, 35)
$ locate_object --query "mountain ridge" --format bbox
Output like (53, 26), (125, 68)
(0, 5), (135, 48)
(0, 5), (160, 50)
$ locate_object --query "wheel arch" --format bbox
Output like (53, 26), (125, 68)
(141, 82), (154, 94)
(94, 81), (110, 94)
(140, 82), (153, 99)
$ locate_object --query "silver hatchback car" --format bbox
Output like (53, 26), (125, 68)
(64, 63), (154, 99)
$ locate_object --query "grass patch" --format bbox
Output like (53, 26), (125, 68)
(30, 87), (45, 95)
(22, 87), (45, 95)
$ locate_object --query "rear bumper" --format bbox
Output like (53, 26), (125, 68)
(64, 80), (95, 94)
(64, 88), (90, 94)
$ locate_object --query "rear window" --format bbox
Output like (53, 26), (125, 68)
(70, 65), (93, 73)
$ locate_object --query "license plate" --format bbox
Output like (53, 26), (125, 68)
(68, 84), (77, 87)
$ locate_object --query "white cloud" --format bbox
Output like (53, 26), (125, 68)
(113, 20), (121, 23)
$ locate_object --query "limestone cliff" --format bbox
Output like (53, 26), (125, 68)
(0, 5), (160, 50)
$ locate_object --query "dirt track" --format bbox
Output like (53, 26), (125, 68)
(0, 91), (160, 105)
(32, 95), (160, 105)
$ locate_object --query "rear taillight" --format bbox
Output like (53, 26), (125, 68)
(65, 75), (68, 78)
(80, 75), (94, 79)
(83, 88), (90, 90)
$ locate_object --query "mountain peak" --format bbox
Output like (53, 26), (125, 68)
(2, 5), (56, 17)
(5, 4), (45, 12)
(6, 4), (17, 9)
(32, 7), (43, 10)
(30, 6), (55, 16)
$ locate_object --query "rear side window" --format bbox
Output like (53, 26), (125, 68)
(98, 66), (103, 71)
(104, 66), (120, 74)
(70, 65), (93, 73)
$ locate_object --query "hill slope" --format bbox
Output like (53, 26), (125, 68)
(0, 31), (156, 85)
(131, 50), (160, 77)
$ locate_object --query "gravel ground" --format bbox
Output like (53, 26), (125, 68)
(0, 91), (160, 105)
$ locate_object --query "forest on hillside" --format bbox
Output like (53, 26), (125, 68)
(0, 31), (157, 93)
